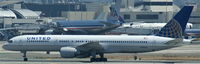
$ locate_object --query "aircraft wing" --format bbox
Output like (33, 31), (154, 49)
(55, 21), (121, 35)
(0, 28), (16, 31)
(164, 38), (183, 45)
(99, 21), (116, 26)
(59, 22), (120, 35)
(76, 41), (104, 53)
(87, 21), (121, 34)
(92, 24), (120, 34)
(61, 28), (89, 35)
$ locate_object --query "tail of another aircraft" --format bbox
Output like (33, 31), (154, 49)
(107, 0), (125, 23)
(156, 6), (193, 38)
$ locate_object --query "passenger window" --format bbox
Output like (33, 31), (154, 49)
(8, 40), (13, 43)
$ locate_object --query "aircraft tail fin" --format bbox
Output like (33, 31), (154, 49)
(156, 6), (193, 38)
(107, 0), (124, 23)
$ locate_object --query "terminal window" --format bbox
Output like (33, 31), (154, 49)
(143, 2), (173, 6)
(124, 14), (131, 20)
(136, 14), (158, 20)
(190, 16), (200, 18)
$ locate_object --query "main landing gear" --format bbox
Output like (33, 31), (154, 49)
(134, 56), (138, 60)
(22, 51), (28, 61)
(46, 51), (50, 54)
(90, 51), (107, 62)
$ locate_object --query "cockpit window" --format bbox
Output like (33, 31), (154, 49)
(8, 40), (13, 43)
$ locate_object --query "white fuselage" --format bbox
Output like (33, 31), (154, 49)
(3, 35), (191, 53)
(121, 23), (193, 29)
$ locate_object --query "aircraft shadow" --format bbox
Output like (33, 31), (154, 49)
(0, 59), (187, 63)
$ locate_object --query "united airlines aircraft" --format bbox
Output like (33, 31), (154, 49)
(3, 6), (193, 62)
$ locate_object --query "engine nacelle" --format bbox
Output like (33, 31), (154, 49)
(60, 47), (79, 58)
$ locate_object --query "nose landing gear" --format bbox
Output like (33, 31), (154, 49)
(22, 51), (28, 61)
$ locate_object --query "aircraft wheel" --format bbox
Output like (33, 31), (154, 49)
(90, 58), (107, 62)
(134, 56), (138, 60)
(90, 58), (96, 62)
(24, 57), (28, 61)
(100, 58), (107, 62)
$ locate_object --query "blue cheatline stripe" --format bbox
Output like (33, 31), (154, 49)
(156, 6), (193, 38)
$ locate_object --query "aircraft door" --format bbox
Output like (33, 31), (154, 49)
(151, 37), (157, 51)
(20, 39), (28, 50)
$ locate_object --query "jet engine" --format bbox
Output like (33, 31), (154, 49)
(60, 47), (79, 58)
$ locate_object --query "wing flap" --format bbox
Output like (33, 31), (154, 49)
(76, 41), (103, 52)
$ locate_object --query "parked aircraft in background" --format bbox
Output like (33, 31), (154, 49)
(185, 29), (200, 38)
(122, 22), (193, 29)
(3, 6), (194, 62)
(47, 19), (123, 35)
(45, 0), (124, 35)
(0, 0), (124, 41)
(108, 23), (193, 35)
(0, 23), (49, 41)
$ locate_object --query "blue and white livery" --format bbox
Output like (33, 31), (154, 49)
(3, 6), (194, 62)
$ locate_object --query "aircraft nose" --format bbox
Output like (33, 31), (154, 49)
(2, 43), (10, 50)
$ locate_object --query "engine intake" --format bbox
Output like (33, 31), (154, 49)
(60, 47), (79, 58)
